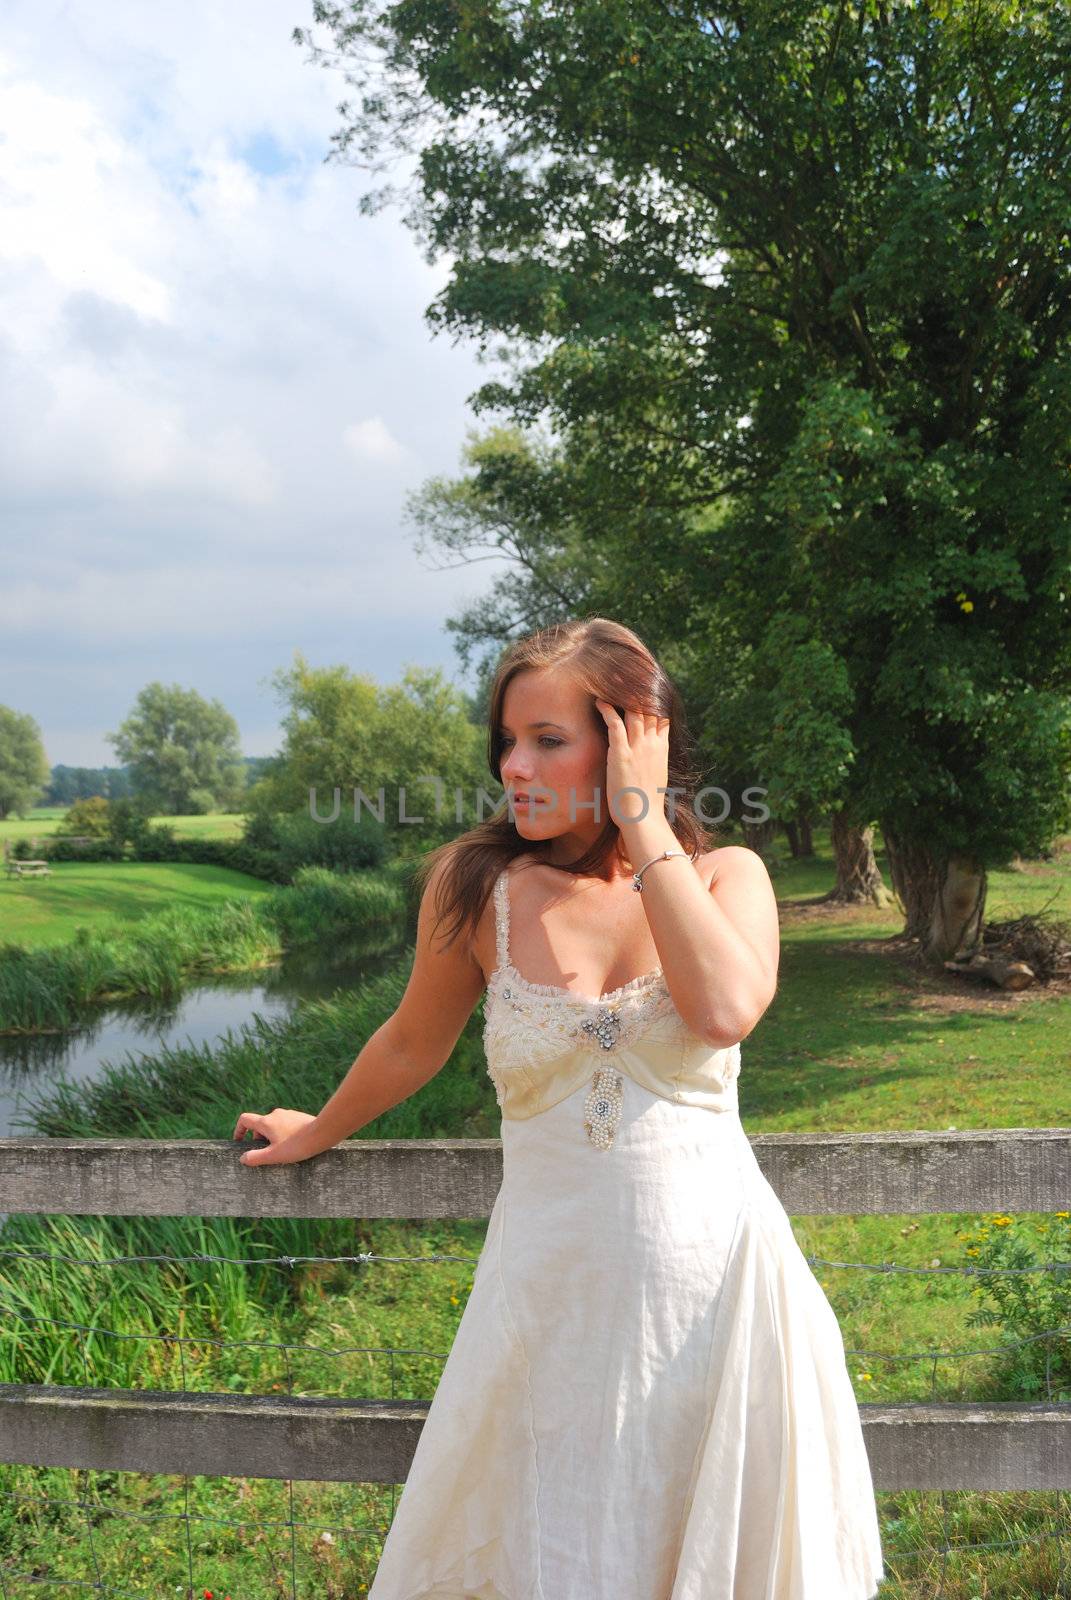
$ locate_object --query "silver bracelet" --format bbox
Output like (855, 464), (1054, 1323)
(632, 848), (690, 892)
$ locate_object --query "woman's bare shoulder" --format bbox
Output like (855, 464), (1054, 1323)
(695, 844), (766, 886)
(697, 842), (777, 894)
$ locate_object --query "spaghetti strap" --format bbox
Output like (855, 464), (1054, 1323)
(492, 866), (511, 973)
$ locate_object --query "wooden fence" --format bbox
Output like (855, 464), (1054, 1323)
(0, 1129), (1068, 1491)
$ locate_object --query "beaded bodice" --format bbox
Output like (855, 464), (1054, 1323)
(482, 865), (742, 1129)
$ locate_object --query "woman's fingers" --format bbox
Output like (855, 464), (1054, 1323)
(233, 1111), (270, 1145)
(232, 1108), (312, 1165)
(236, 1113), (273, 1164)
(233, 1108), (295, 1171)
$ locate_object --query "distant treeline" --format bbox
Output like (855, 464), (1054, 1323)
(43, 756), (274, 807)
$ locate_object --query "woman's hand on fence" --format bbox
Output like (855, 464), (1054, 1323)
(233, 1108), (317, 1166)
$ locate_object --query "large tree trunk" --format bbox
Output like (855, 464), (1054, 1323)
(782, 812), (815, 858)
(930, 855), (988, 962)
(882, 823), (987, 963)
(828, 810), (894, 906)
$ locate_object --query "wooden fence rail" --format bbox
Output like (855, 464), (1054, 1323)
(0, 1130), (1068, 1492)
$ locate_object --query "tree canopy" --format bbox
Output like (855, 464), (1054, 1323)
(0, 706), (50, 820)
(253, 652), (489, 854)
(297, 0), (1071, 953)
(106, 683), (247, 815)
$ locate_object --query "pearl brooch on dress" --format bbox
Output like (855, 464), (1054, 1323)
(584, 1068), (623, 1149)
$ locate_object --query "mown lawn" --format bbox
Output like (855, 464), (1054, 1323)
(0, 860), (274, 949)
(0, 808), (246, 843)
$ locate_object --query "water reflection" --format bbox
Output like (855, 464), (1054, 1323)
(0, 935), (405, 1139)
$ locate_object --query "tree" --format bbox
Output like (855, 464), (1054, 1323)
(255, 651), (488, 855)
(56, 796), (113, 839)
(106, 683), (247, 815)
(298, 0), (1071, 962)
(0, 706), (50, 820)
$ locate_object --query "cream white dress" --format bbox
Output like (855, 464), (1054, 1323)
(368, 864), (885, 1599)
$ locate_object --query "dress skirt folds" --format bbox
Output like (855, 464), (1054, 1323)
(367, 866), (885, 1600)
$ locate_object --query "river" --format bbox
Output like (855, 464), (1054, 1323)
(0, 937), (404, 1140)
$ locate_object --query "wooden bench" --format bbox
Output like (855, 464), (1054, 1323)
(4, 859), (50, 878)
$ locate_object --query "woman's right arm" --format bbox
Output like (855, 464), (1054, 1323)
(234, 855), (487, 1166)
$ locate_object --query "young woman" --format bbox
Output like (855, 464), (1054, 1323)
(234, 617), (885, 1599)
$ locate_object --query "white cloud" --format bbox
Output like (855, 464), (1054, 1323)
(0, 56), (172, 323)
(342, 415), (409, 466)
(0, 351), (280, 506)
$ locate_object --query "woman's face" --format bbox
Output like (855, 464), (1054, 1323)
(498, 667), (609, 851)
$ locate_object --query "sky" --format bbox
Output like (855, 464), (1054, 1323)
(0, 0), (507, 769)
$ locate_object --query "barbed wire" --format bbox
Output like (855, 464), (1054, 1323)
(0, 1242), (1067, 1279)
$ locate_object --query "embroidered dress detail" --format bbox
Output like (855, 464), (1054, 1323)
(584, 1067), (624, 1148)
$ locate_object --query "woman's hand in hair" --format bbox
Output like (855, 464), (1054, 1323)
(594, 698), (671, 830)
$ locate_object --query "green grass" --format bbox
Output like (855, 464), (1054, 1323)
(746, 830), (1071, 1132)
(0, 807), (246, 843)
(1, 828), (1069, 1596)
(0, 860), (274, 949)
(747, 935), (1069, 1131)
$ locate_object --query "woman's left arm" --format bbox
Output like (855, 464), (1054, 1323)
(627, 833), (780, 1047)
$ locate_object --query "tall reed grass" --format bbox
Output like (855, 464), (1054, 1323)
(262, 864), (407, 946)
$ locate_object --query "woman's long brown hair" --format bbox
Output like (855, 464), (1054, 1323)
(411, 615), (718, 962)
